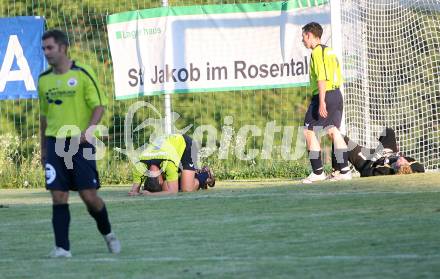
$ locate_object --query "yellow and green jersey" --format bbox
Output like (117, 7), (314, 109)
(132, 134), (187, 183)
(309, 45), (343, 95)
(38, 61), (107, 137)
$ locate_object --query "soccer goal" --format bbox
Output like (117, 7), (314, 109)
(339, 0), (440, 170)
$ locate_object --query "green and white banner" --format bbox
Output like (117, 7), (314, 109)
(107, 1), (330, 100)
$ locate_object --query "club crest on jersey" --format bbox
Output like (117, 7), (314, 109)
(67, 78), (78, 87)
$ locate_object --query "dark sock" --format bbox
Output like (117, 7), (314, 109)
(88, 204), (111, 236)
(309, 151), (323, 175)
(335, 148), (350, 174)
(52, 204), (70, 251)
(195, 172), (209, 188)
(331, 144), (339, 171)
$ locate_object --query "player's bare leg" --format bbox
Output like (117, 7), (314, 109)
(79, 189), (121, 254)
(79, 189), (104, 211)
(326, 127), (352, 181)
(304, 129), (321, 151)
(180, 170), (199, 192)
(51, 190), (69, 204)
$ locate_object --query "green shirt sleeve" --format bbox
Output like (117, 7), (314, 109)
(80, 65), (108, 109)
(132, 162), (147, 184)
(162, 161), (179, 182)
(38, 77), (48, 116)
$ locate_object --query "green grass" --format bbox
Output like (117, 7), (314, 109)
(1, 173), (440, 278)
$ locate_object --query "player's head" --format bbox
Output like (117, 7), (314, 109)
(302, 22), (323, 49)
(143, 164), (164, 192)
(42, 29), (69, 66)
(392, 156), (413, 175)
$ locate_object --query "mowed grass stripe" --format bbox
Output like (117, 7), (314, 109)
(1, 173), (440, 206)
(1, 173), (440, 279)
(4, 191), (440, 206)
(1, 254), (440, 263)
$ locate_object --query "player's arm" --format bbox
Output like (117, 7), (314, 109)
(129, 163), (144, 196)
(38, 78), (48, 168)
(409, 161), (425, 173)
(81, 64), (107, 143)
(128, 183), (141, 196)
(81, 106), (105, 143)
(311, 47), (328, 118)
(39, 116), (47, 168)
(318, 81), (327, 118)
(89, 106), (105, 125)
(142, 180), (178, 196)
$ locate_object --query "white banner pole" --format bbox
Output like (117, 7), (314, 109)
(162, 0), (172, 134)
(330, 0), (346, 134)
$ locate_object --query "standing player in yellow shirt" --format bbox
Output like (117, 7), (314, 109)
(301, 22), (352, 183)
(39, 30), (120, 257)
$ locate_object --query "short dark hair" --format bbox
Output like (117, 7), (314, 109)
(143, 176), (162, 192)
(302, 22), (323, 39)
(42, 29), (69, 47)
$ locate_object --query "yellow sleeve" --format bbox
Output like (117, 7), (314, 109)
(162, 161), (179, 182)
(311, 47), (327, 81)
(132, 162), (147, 184)
(80, 64), (108, 108)
(38, 78), (48, 116)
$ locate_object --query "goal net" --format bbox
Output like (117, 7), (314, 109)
(341, 0), (440, 170)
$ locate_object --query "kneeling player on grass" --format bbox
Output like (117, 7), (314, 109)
(344, 127), (425, 176)
(128, 134), (215, 196)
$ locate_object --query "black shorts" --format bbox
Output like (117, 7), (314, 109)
(44, 137), (100, 192)
(304, 89), (343, 131)
(181, 135), (197, 171)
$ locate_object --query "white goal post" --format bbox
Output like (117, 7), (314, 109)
(334, 0), (440, 170)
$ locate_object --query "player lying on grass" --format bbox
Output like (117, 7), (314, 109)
(342, 127), (425, 177)
(128, 134), (215, 196)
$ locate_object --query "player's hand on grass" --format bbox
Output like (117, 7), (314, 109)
(128, 190), (140, 196)
(128, 184), (141, 196)
(141, 190), (151, 196)
(319, 102), (328, 118)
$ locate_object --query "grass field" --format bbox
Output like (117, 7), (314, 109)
(1, 173), (440, 279)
